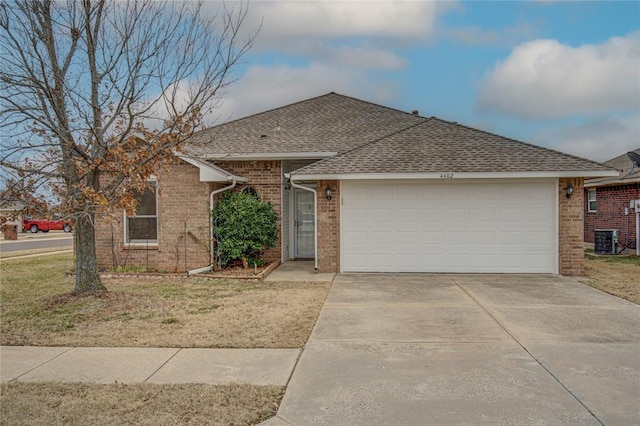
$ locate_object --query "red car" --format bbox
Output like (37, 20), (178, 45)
(23, 217), (73, 233)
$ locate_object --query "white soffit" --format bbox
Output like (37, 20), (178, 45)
(178, 156), (248, 183)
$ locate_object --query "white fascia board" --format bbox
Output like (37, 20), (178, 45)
(291, 170), (620, 181)
(199, 152), (337, 160)
(584, 176), (640, 188)
(178, 156), (248, 183)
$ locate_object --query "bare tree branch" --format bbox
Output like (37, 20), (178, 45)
(1, 0), (256, 293)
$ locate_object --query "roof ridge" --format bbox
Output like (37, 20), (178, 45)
(427, 117), (617, 171)
(191, 92), (340, 138)
(327, 91), (430, 120)
(603, 147), (640, 166)
(292, 118), (432, 175)
(193, 92), (428, 137)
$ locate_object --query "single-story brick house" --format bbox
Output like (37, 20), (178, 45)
(95, 93), (617, 276)
(584, 148), (640, 253)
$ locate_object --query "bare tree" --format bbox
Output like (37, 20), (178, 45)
(0, 0), (254, 293)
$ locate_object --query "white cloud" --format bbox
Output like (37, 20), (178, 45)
(231, 1), (450, 70)
(477, 32), (640, 120)
(248, 1), (441, 42)
(209, 62), (399, 122)
(532, 114), (640, 162)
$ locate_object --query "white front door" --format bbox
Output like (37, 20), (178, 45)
(294, 189), (315, 258)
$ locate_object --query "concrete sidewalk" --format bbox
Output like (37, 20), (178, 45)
(0, 346), (299, 386)
(1, 261), (330, 387)
(264, 260), (336, 283)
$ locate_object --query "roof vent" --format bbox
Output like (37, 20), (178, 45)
(411, 110), (419, 116)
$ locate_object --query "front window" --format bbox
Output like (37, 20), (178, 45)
(588, 189), (597, 212)
(126, 181), (158, 243)
(241, 186), (260, 199)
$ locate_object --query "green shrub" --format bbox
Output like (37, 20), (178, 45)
(212, 191), (278, 268)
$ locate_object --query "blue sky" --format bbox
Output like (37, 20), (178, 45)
(210, 1), (639, 162)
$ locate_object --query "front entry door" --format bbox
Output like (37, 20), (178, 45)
(294, 189), (315, 258)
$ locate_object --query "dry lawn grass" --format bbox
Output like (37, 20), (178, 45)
(1, 254), (330, 347)
(583, 255), (640, 304)
(0, 382), (283, 425)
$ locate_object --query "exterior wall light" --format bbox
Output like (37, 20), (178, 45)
(325, 186), (332, 200)
(566, 184), (574, 199)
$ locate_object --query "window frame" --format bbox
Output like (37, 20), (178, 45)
(587, 188), (597, 212)
(124, 179), (159, 245)
(241, 185), (261, 199)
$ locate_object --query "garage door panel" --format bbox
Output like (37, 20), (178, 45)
(420, 210), (444, 223)
(418, 185), (445, 200)
(397, 209), (419, 221)
(476, 209), (497, 221)
(343, 230), (368, 244)
(448, 209), (470, 222)
(469, 232), (497, 245)
(341, 180), (557, 273)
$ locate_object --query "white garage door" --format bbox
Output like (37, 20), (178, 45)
(341, 180), (557, 273)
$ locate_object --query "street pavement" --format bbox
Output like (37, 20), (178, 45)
(0, 230), (73, 253)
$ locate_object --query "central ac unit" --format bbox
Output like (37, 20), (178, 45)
(594, 229), (619, 255)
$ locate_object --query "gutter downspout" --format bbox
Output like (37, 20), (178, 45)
(187, 179), (237, 276)
(287, 173), (318, 272)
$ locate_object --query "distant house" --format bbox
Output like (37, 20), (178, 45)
(94, 93), (617, 275)
(584, 148), (640, 253)
(0, 199), (25, 232)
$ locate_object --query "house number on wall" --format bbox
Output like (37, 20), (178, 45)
(440, 173), (454, 179)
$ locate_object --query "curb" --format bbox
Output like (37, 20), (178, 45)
(0, 250), (73, 261)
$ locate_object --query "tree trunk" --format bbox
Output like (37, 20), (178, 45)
(74, 213), (106, 294)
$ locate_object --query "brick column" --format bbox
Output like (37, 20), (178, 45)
(558, 177), (584, 276)
(317, 180), (340, 273)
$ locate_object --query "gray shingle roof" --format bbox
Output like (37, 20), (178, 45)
(188, 92), (615, 176)
(585, 148), (640, 186)
(293, 118), (615, 175)
(188, 92), (425, 156)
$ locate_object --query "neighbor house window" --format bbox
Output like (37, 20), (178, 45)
(587, 189), (597, 212)
(126, 181), (158, 244)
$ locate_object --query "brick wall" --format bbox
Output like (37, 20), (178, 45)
(95, 162), (210, 272)
(558, 177), (584, 276)
(583, 183), (639, 250)
(214, 160), (283, 264)
(95, 160), (284, 272)
(316, 180), (340, 273)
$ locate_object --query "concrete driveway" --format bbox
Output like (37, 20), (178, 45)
(268, 274), (640, 425)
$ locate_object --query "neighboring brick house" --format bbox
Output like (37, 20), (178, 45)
(95, 93), (617, 276)
(584, 148), (640, 253)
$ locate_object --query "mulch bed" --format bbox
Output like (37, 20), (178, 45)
(92, 262), (280, 281)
